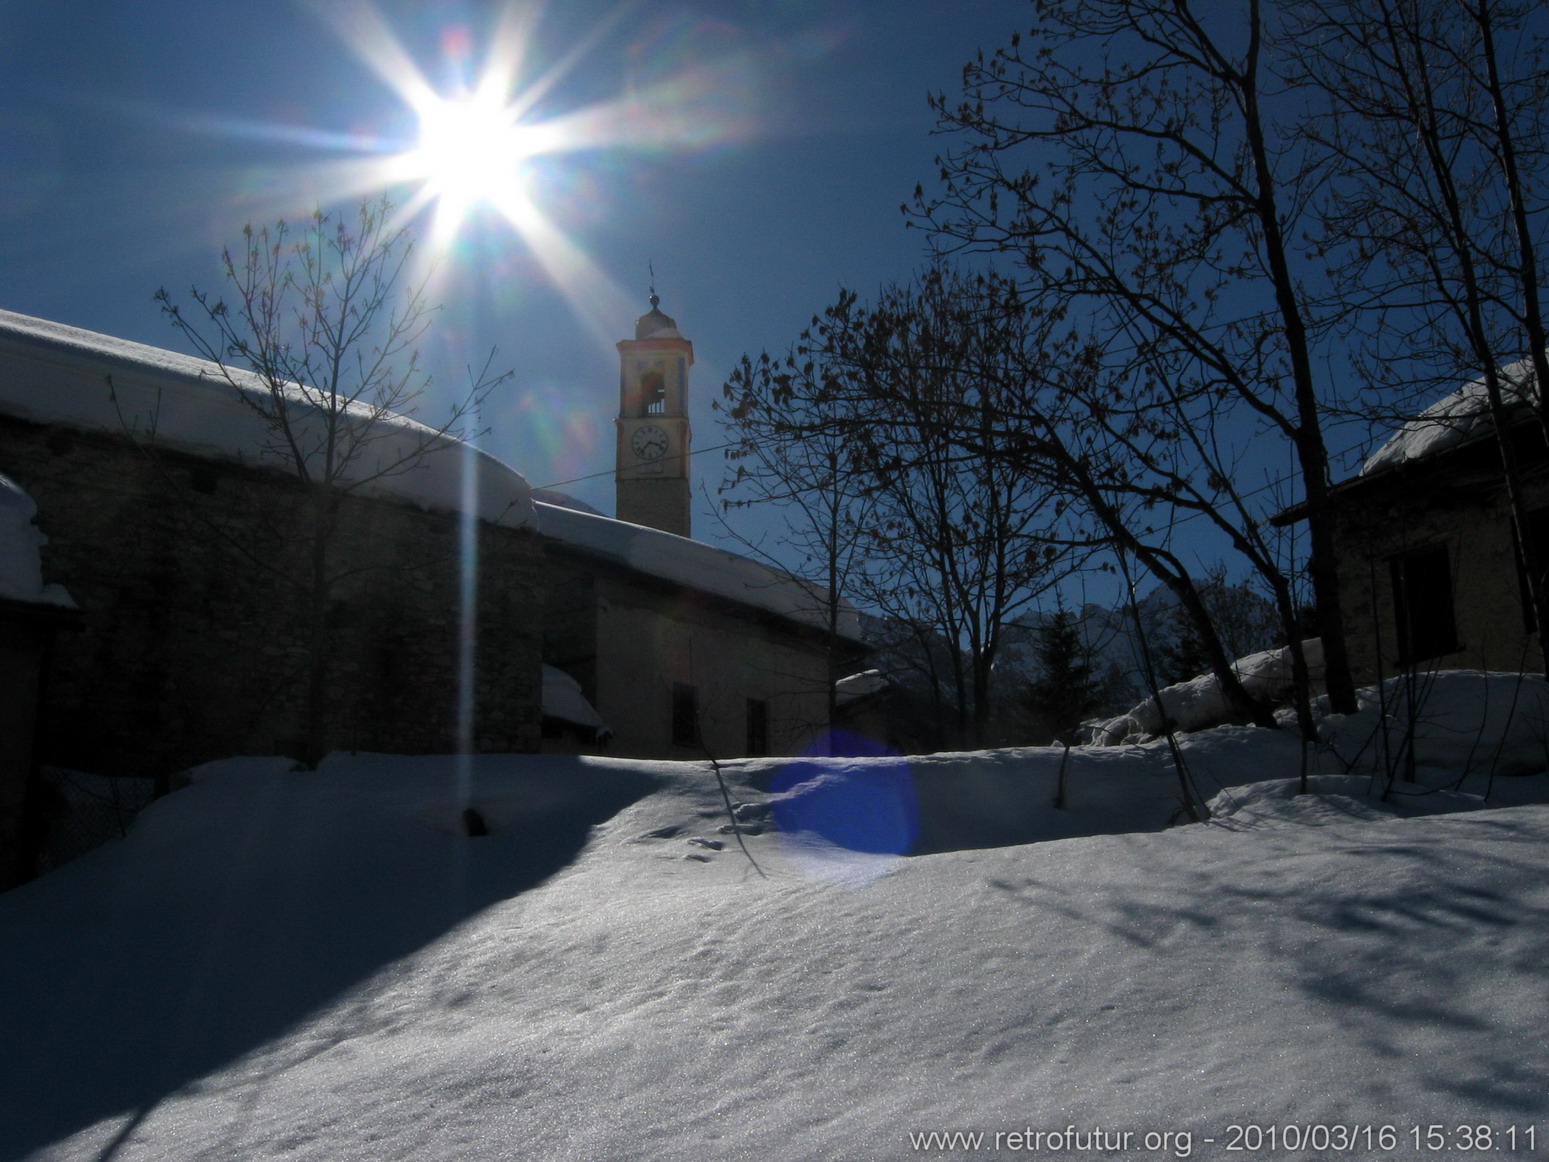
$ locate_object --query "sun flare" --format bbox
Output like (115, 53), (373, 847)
(415, 95), (525, 200)
(405, 90), (563, 238)
(256, 1), (762, 340)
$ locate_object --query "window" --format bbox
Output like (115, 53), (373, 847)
(1390, 545), (1458, 664)
(672, 682), (699, 747)
(642, 369), (666, 415)
(746, 698), (769, 756)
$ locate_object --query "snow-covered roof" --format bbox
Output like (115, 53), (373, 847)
(541, 665), (608, 732)
(530, 488), (606, 517)
(536, 500), (864, 640)
(0, 473), (73, 608)
(1362, 353), (1540, 476)
(0, 309), (536, 529)
(835, 669), (888, 705)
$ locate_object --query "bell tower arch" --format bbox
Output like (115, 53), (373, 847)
(615, 290), (693, 537)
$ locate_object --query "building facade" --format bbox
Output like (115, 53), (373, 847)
(1286, 366), (1549, 683)
(0, 309), (546, 779)
(615, 293), (693, 538)
(1, 300), (868, 786)
(539, 500), (867, 759)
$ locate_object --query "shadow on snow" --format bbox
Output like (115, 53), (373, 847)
(0, 754), (658, 1162)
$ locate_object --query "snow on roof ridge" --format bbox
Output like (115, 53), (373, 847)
(535, 500), (863, 639)
(835, 669), (888, 705)
(1361, 353), (1540, 477)
(0, 308), (536, 529)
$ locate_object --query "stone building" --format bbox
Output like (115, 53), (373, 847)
(539, 499), (866, 759)
(0, 476), (79, 889)
(1282, 360), (1549, 682)
(539, 293), (869, 758)
(614, 292), (694, 538)
(0, 298), (867, 788)
(0, 309), (545, 779)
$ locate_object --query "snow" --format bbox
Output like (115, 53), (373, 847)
(537, 500), (863, 639)
(0, 473), (72, 607)
(1362, 353), (1539, 475)
(541, 664), (608, 733)
(4, 674), (1549, 1161)
(0, 309), (536, 529)
(530, 488), (605, 517)
(1091, 639), (1323, 744)
(1319, 669), (1549, 782)
(834, 668), (888, 705)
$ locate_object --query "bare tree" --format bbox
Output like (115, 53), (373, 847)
(716, 352), (881, 737)
(1295, 0), (1549, 651)
(1156, 564), (1280, 685)
(157, 197), (510, 766)
(913, 0), (1360, 715)
(722, 268), (1089, 747)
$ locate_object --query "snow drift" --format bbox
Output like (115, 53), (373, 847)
(1090, 639), (1323, 745)
(4, 674), (1549, 1162)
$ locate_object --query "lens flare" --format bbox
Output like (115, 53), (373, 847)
(280, 0), (767, 340)
(769, 734), (918, 882)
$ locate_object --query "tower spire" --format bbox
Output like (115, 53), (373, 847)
(616, 283), (694, 537)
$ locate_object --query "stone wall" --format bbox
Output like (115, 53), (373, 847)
(542, 546), (854, 759)
(615, 476), (692, 540)
(0, 601), (74, 888)
(1332, 461), (1547, 682)
(0, 416), (543, 777)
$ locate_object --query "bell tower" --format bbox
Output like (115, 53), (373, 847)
(616, 289), (693, 537)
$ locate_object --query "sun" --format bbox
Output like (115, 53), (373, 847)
(405, 90), (556, 237)
(263, 1), (763, 341)
(414, 94), (524, 202)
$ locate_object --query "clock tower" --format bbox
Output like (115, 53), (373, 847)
(616, 290), (693, 537)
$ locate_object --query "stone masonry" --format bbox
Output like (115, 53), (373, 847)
(0, 415), (543, 778)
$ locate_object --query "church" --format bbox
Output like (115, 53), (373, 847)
(0, 293), (865, 798)
(538, 292), (868, 759)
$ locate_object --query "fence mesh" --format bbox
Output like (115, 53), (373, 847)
(34, 766), (160, 874)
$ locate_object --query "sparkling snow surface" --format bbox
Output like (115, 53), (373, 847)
(0, 309), (535, 529)
(4, 677), (1549, 1162)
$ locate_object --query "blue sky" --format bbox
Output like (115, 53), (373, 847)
(0, 0), (1029, 536)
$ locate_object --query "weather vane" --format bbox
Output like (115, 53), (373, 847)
(648, 261), (659, 309)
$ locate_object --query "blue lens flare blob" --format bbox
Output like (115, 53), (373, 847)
(769, 731), (919, 860)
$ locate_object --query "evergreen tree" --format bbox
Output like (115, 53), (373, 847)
(1025, 609), (1107, 743)
(1156, 603), (1213, 688)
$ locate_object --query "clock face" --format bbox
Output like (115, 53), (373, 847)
(631, 424), (669, 461)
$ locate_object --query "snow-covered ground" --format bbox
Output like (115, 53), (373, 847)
(5, 676), (1549, 1162)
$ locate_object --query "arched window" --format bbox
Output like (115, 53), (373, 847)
(641, 369), (666, 415)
